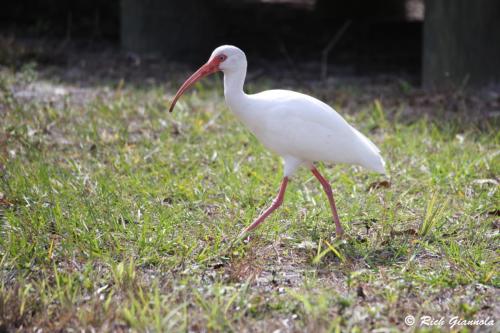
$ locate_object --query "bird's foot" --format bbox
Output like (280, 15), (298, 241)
(335, 226), (345, 238)
(237, 227), (252, 242)
(237, 230), (247, 240)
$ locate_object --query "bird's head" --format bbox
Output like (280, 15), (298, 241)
(169, 45), (246, 112)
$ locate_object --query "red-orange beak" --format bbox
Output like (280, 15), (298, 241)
(169, 57), (221, 112)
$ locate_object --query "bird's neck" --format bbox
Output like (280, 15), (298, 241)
(223, 66), (248, 111)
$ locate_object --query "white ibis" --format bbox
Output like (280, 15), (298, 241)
(169, 45), (386, 237)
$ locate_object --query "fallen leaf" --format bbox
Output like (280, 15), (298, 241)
(487, 209), (500, 217)
(472, 179), (499, 186)
(390, 228), (418, 237)
(162, 197), (173, 205)
(355, 235), (367, 243)
(366, 180), (391, 191)
(357, 285), (366, 299)
(210, 262), (225, 269)
(0, 194), (13, 207)
(295, 240), (317, 250)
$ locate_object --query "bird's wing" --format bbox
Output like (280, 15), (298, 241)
(250, 90), (385, 173)
(253, 90), (351, 130)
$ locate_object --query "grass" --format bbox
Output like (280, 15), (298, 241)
(0, 63), (499, 332)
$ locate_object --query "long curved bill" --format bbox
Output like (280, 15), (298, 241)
(169, 59), (219, 112)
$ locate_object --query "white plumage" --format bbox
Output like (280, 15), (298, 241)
(230, 89), (386, 176)
(170, 45), (386, 237)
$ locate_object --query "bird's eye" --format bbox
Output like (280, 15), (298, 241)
(218, 55), (227, 61)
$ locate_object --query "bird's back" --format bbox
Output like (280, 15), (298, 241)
(236, 90), (385, 174)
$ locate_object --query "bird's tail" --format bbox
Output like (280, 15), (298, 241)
(352, 127), (387, 175)
(367, 154), (386, 175)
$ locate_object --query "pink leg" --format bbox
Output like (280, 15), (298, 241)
(239, 177), (289, 236)
(311, 167), (344, 236)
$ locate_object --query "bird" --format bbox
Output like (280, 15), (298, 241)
(169, 45), (386, 237)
